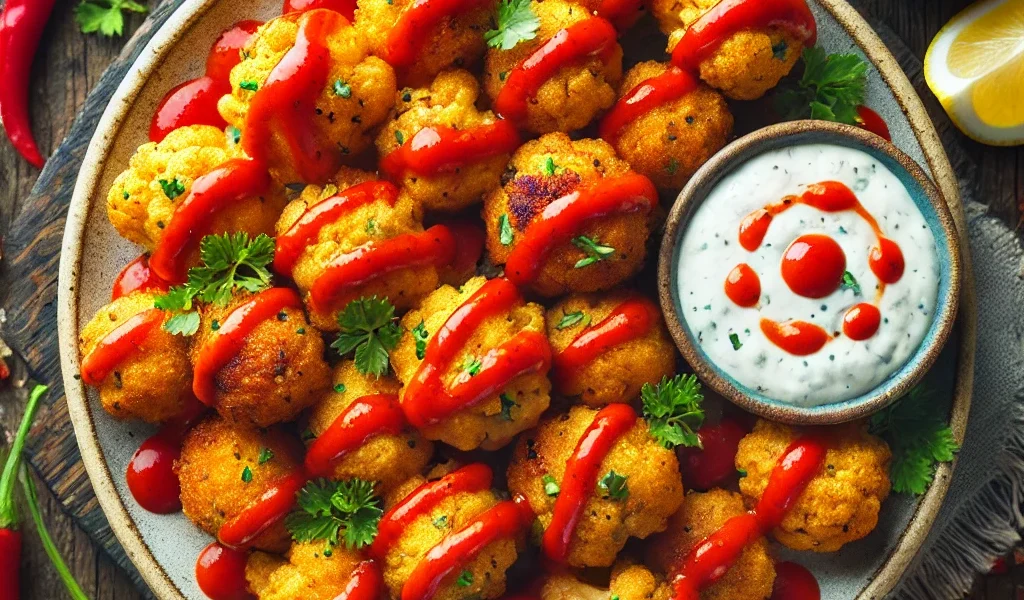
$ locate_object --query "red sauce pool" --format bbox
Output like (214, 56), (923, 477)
(759, 319), (830, 356)
(724, 263), (760, 308)
(284, 0), (357, 20)
(379, 122), (521, 179)
(149, 77), (230, 143)
(126, 431), (183, 514)
(679, 418), (748, 490)
(79, 308), (165, 386)
(771, 561), (821, 600)
(111, 254), (170, 300)
(196, 542), (254, 600)
(382, 0), (491, 69)
(780, 234), (846, 299)
(855, 106), (891, 142)
(304, 393), (407, 477)
(206, 20), (263, 81)
(599, 66), (699, 145)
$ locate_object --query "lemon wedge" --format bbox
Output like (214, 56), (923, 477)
(924, 0), (1024, 146)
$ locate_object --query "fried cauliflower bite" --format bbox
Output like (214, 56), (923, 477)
(191, 291), (331, 427)
(306, 360), (434, 492)
(735, 419), (892, 552)
(356, 0), (492, 86)
(483, 0), (623, 134)
(78, 292), (190, 423)
(380, 473), (523, 600)
(274, 169), (434, 331)
(647, 489), (776, 600)
(107, 125), (286, 260)
(546, 290), (676, 406)
(377, 70), (519, 212)
(507, 406), (684, 568)
(177, 414), (302, 552)
(217, 14), (396, 184)
(539, 564), (673, 600)
(246, 542), (367, 600)
(392, 276), (552, 451)
(484, 134), (655, 297)
(610, 61), (732, 191)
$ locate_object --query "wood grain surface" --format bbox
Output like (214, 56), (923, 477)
(0, 0), (1018, 599)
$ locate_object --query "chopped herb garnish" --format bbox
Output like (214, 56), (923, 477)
(412, 320), (429, 360)
(333, 79), (352, 98)
(462, 355), (483, 376)
(499, 393), (517, 421)
(598, 470), (629, 501)
(665, 158), (680, 175)
(432, 515), (448, 529)
(556, 311), (589, 330)
(394, 130), (405, 145)
(729, 332), (742, 350)
(641, 375), (705, 449)
(542, 474), (560, 497)
(484, 0), (539, 50)
(158, 177), (185, 200)
(737, 468), (747, 477)
(332, 296), (402, 377)
(542, 156), (557, 176)
(285, 478), (382, 549)
(122, 190), (130, 200)
(772, 39), (789, 60)
(841, 270), (861, 295)
(241, 466), (253, 483)
(457, 570), (474, 587)
(258, 448), (274, 465)
(572, 235), (615, 268)
(366, 218), (378, 234)
(239, 80), (259, 92)
(334, 383), (347, 394)
(226, 125), (241, 144)
(499, 214), (515, 246)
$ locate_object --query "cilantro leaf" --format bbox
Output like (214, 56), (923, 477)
(332, 297), (402, 377)
(485, 0), (540, 50)
(239, 80), (259, 92)
(598, 470), (629, 501)
(542, 474), (560, 497)
(258, 448), (275, 465)
(729, 332), (742, 350)
(461, 355), (483, 376)
(556, 311), (589, 330)
(868, 385), (959, 495)
(499, 393), (517, 421)
(162, 311), (201, 336)
(841, 271), (861, 295)
(499, 214), (515, 246)
(159, 177), (186, 200)
(774, 48), (868, 126)
(572, 235), (616, 269)
(285, 478), (383, 549)
(641, 375), (705, 449)
(457, 570), (474, 587)
(412, 320), (429, 360)
(333, 80), (352, 98)
(241, 466), (253, 483)
(542, 156), (557, 176)
(75, 0), (147, 37)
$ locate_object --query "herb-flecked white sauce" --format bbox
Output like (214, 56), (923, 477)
(677, 143), (940, 406)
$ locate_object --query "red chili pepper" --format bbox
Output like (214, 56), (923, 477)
(0, 0), (56, 168)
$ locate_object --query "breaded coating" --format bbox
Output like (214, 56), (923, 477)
(274, 170), (433, 331)
(380, 475), (522, 600)
(392, 276), (552, 451)
(735, 419), (892, 552)
(177, 414), (302, 552)
(356, 0), (492, 86)
(546, 290), (676, 406)
(218, 14), (396, 184)
(246, 542), (364, 600)
(649, 0), (715, 36)
(106, 125), (286, 266)
(191, 291), (331, 426)
(377, 70), (518, 212)
(610, 61), (732, 190)
(306, 360), (433, 492)
(540, 563), (673, 600)
(484, 134), (655, 297)
(507, 406), (684, 567)
(78, 292), (191, 423)
(647, 489), (776, 600)
(483, 0), (622, 134)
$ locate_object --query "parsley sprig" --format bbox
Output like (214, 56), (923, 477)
(774, 47), (868, 125)
(484, 0), (540, 50)
(869, 385), (959, 495)
(75, 0), (148, 37)
(285, 478), (383, 549)
(332, 297), (402, 377)
(641, 375), (705, 449)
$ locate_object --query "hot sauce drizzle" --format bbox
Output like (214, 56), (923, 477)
(206, 20), (263, 81)
(333, 561), (384, 600)
(670, 437), (826, 599)
(149, 77), (230, 143)
(80, 308), (165, 386)
(504, 173), (657, 286)
(770, 561), (821, 600)
(401, 278), (552, 428)
(670, 0), (817, 73)
(599, 66), (700, 145)
(196, 542), (255, 600)
(379, 122), (521, 179)
(218, 470), (309, 548)
(149, 157), (272, 283)
(192, 287), (303, 405)
(242, 9), (349, 184)
(309, 224), (458, 313)
(111, 254), (170, 300)
(273, 180), (400, 276)
(542, 403), (637, 563)
(382, 0), (491, 69)
(304, 393), (407, 477)
(494, 17), (619, 124)
(596, 0), (645, 30)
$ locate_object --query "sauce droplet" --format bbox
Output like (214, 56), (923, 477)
(780, 234), (846, 299)
(111, 254), (170, 300)
(724, 263), (760, 307)
(195, 542), (254, 600)
(206, 21), (263, 82)
(771, 561), (821, 600)
(126, 431), (183, 514)
(855, 105), (891, 142)
(869, 237), (904, 284)
(149, 77), (230, 143)
(842, 303), (880, 341)
(759, 318), (830, 356)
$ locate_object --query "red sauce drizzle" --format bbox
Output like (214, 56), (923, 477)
(670, 0), (817, 72)
(771, 561), (821, 600)
(196, 542), (255, 600)
(242, 9), (349, 184)
(724, 263), (760, 308)
(780, 234), (846, 299)
(382, 0), (491, 69)
(285, 0), (357, 21)
(599, 66), (699, 145)
(192, 287), (303, 405)
(494, 17), (619, 123)
(218, 470), (308, 548)
(855, 106), (891, 142)
(379, 122), (521, 179)
(304, 393), (407, 477)
(441, 220), (487, 276)
(670, 437), (826, 599)
(333, 561), (384, 600)
(206, 20), (263, 81)
(309, 224), (458, 313)
(112, 254), (170, 300)
(371, 463), (494, 560)
(504, 173), (657, 286)
(542, 403), (637, 563)
(759, 318), (830, 356)
(126, 431), (183, 514)
(401, 278), (553, 428)
(80, 308), (164, 386)
(842, 303), (880, 341)
(273, 181), (399, 277)
(149, 77), (230, 143)
(596, 0), (645, 30)
(680, 418), (748, 490)
(552, 296), (657, 390)
(149, 157), (272, 283)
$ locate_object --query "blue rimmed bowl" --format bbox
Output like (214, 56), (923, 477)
(657, 119), (962, 424)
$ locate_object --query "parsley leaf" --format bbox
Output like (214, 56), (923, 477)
(432, 515), (448, 529)
(542, 474), (560, 497)
(484, 0), (540, 50)
(729, 332), (742, 350)
(239, 80), (259, 92)
(499, 214), (515, 246)
(162, 311), (201, 336)
(75, 0), (147, 37)
(841, 271), (861, 295)
(285, 478), (383, 549)
(461, 355), (483, 376)
(159, 177), (186, 200)
(412, 320), (429, 360)
(641, 375), (705, 449)
(457, 570), (474, 587)
(499, 393), (517, 421)
(241, 466), (253, 483)
(774, 48), (868, 125)
(333, 79), (352, 98)
(258, 448), (274, 465)
(598, 470), (629, 501)
(868, 385), (959, 495)
(572, 235), (616, 269)
(542, 156), (557, 176)
(332, 297), (402, 377)
(556, 311), (590, 330)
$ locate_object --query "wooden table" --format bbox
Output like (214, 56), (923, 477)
(0, 0), (1019, 598)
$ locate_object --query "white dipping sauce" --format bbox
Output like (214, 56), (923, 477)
(677, 143), (940, 406)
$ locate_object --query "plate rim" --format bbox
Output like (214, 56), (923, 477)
(54, 0), (978, 598)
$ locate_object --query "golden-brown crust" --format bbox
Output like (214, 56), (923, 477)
(246, 542), (364, 600)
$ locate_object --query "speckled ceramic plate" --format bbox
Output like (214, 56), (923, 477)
(56, 1), (976, 598)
